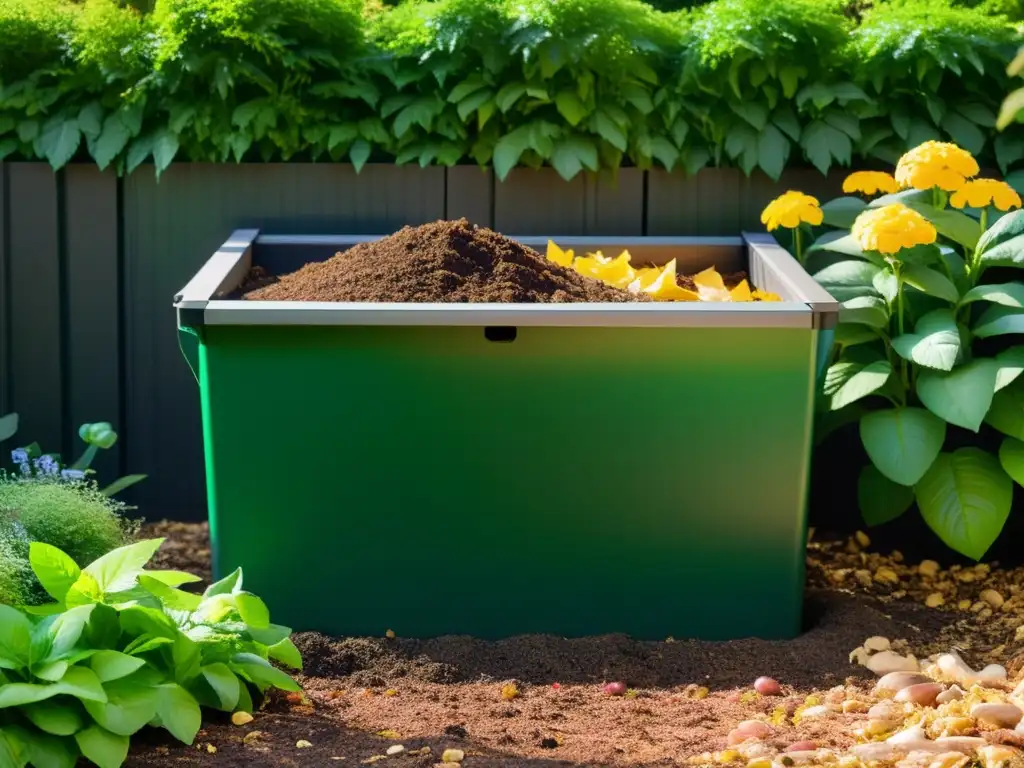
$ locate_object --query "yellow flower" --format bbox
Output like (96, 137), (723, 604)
(851, 203), (938, 255)
(843, 171), (899, 196)
(894, 141), (979, 192)
(760, 191), (823, 231)
(949, 179), (1022, 211)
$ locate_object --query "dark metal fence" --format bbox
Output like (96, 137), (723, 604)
(0, 161), (844, 520)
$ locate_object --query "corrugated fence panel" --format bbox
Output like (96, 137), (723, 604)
(7, 164), (64, 457)
(494, 168), (645, 235)
(122, 163), (447, 519)
(0, 164), (8, 418)
(64, 166), (122, 478)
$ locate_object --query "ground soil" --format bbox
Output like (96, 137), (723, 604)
(128, 522), (1024, 768)
(241, 219), (637, 304)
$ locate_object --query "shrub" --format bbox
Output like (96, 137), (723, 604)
(0, 476), (138, 569)
(0, 0), (1022, 180)
(0, 532), (33, 606)
(0, 539), (301, 768)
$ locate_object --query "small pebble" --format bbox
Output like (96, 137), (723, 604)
(799, 706), (829, 719)
(894, 682), (945, 707)
(980, 590), (1005, 609)
(919, 560), (940, 578)
(387, 746), (405, 756)
(958, 599), (972, 610)
(864, 636), (891, 652)
(604, 682), (627, 696)
(296, 740), (313, 749)
(855, 531), (871, 547)
(785, 741), (818, 752)
(867, 651), (919, 676)
(874, 672), (932, 693)
(926, 592), (945, 608)
(727, 721), (773, 745)
(874, 567), (899, 585)
(868, 702), (900, 721)
(754, 677), (783, 696)
(442, 749), (465, 763)
(936, 685), (965, 704)
(972, 703), (1024, 729)
(231, 712), (254, 726)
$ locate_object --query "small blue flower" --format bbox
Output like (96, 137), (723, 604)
(34, 455), (59, 475)
(10, 448), (28, 465)
(61, 469), (86, 481)
(18, 462), (30, 476)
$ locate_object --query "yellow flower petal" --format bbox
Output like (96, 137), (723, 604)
(729, 280), (753, 302)
(949, 179), (1022, 211)
(843, 171), (899, 197)
(643, 259), (699, 302)
(693, 267), (731, 302)
(753, 289), (783, 302)
(547, 240), (574, 267)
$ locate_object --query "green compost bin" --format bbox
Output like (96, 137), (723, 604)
(174, 230), (838, 641)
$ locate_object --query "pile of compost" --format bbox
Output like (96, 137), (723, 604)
(240, 219), (637, 303)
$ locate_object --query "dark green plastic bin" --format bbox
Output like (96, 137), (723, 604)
(174, 230), (837, 641)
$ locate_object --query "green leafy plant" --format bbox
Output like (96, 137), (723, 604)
(0, 0), (1021, 179)
(772, 141), (1024, 559)
(0, 538), (301, 768)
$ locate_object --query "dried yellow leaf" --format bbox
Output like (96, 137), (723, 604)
(752, 289), (783, 302)
(693, 267), (731, 302)
(206, 744), (217, 754)
(643, 260), (700, 302)
(376, 730), (402, 739)
(296, 740), (313, 748)
(547, 240), (574, 267)
(729, 280), (752, 302)
(501, 683), (519, 700)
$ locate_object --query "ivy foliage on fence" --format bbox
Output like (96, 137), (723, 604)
(0, 0), (1021, 181)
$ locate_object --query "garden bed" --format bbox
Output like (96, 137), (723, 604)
(127, 521), (1024, 767)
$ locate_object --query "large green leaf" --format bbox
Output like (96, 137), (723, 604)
(756, 124), (788, 181)
(998, 436), (1024, 488)
(230, 653), (301, 693)
(38, 117), (82, 170)
(858, 464), (915, 527)
(985, 379), (1024, 440)
(860, 407), (946, 486)
(975, 209), (1024, 269)
(0, 606), (32, 671)
(74, 726), (128, 768)
(22, 699), (85, 736)
(839, 296), (889, 328)
(891, 308), (960, 371)
(200, 663), (240, 711)
(959, 282), (1024, 309)
(89, 652), (146, 683)
(83, 539), (164, 594)
(915, 448), (1012, 560)
(900, 264), (959, 303)
(904, 202), (981, 251)
(9, 725), (76, 768)
(156, 684), (202, 744)
(0, 411), (16, 442)
(551, 138), (598, 181)
(973, 305), (1024, 338)
(83, 678), (160, 737)
(820, 197), (867, 229)
(137, 575), (201, 612)
(234, 593), (271, 629)
(29, 543), (81, 605)
(994, 346), (1024, 392)
(812, 260), (881, 301)
(268, 638), (303, 670)
(824, 360), (892, 410)
(0, 667), (107, 708)
(916, 360), (997, 431)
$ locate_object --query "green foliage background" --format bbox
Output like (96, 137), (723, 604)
(0, 0), (1022, 181)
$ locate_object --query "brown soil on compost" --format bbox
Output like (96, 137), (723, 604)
(126, 522), (1024, 767)
(241, 219), (638, 303)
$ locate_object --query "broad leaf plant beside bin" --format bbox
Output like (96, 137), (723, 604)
(766, 141), (1024, 560)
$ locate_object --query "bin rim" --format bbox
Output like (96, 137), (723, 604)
(174, 229), (838, 331)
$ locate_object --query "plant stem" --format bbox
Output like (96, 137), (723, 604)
(896, 271), (910, 402)
(794, 226), (803, 266)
